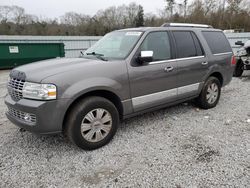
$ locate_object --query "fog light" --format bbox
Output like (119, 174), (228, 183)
(24, 113), (32, 122)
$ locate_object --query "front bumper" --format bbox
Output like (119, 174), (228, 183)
(5, 95), (70, 134)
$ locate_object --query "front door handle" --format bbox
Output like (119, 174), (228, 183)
(201, 61), (208, 65)
(164, 66), (174, 72)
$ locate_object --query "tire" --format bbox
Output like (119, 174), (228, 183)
(64, 96), (119, 150)
(233, 60), (244, 77)
(196, 77), (221, 109)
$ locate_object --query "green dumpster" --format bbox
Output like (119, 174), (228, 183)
(0, 43), (65, 69)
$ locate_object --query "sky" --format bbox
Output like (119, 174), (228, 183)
(1, 0), (167, 18)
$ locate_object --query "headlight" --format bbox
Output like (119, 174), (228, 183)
(22, 82), (57, 100)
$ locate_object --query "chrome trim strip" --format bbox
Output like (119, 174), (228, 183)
(149, 56), (205, 65)
(132, 88), (177, 110)
(178, 83), (200, 95)
(121, 99), (131, 103)
(132, 82), (201, 110)
(149, 59), (176, 65)
(162, 23), (212, 28)
(213, 52), (232, 56)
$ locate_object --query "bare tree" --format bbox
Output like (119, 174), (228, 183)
(203, 0), (217, 15)
(184, 0), (188, 18)
(1, 1), (250, 36)
(165, 0), (175, 18)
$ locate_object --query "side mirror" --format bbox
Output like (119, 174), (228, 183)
(137, 51), (153, 64)
(235, 41), (244, 46)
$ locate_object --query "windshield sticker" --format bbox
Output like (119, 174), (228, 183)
(125, 32), (142, 36)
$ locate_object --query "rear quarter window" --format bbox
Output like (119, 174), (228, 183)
(202, 31), (232, 54)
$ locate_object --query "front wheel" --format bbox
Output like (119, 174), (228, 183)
(64, 96), (119, 150)
(196, 77), (221, 109)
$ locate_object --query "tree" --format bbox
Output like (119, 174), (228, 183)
(203, 0), (217, 15)
(227, 0), (243, 14)
(184, 0), (188, 18)
(135, 5), (144, 27)
(165, 0), (175, 18)
(1, 2), (250, 36)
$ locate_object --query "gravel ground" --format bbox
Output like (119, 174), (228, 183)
(0, 70), (249, 188)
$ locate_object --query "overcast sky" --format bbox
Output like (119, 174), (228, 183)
(1, 0), (167, 18)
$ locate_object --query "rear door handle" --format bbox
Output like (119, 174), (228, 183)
(201, 61), (208, 65)
(164, 66), (174, 72)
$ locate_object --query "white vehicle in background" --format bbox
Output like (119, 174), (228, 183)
(234, 40), (250, 77)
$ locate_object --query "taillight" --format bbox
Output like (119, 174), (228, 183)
(231, 55), (236, 65)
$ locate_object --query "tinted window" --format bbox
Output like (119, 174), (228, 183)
(173, 31), (197, 58)
(140, 32), (171, 61)
(191, 32), (204, 56)
(202, 31), (232, 54)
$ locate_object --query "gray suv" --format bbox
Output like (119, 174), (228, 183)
(5, 23), (235, 150)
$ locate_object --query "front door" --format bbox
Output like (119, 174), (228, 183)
(127, 31), (178, 112)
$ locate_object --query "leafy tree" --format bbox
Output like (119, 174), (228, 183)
(135, 5), (144, 27)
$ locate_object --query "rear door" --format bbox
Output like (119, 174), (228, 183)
(202, 31), (233, 84)
(128, 31), (178, 112)
(171, 31), (208, 99)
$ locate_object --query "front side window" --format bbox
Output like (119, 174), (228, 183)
(84, 31), (142, 60)
(140, 31), (172, 61)
(173, 31), (200, 58)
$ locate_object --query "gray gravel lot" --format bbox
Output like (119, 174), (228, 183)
(0, 70), (249, 188)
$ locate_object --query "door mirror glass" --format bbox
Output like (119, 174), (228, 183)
(138, 51), (153, 63)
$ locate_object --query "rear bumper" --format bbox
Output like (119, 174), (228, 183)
(5, 95), (70, 134)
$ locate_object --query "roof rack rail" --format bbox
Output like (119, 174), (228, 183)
(161, 23), (213, 28)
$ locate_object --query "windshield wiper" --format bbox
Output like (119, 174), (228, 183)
(85, 52), (107, 61)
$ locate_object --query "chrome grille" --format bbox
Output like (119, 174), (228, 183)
(8, 107), (36, 124)
(7, 77), (25, 101)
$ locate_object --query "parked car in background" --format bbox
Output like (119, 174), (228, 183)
(5, 23), (235, 150)
(234, 40), (250, 77)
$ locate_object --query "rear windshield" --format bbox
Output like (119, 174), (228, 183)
(202, 31), (232, 54)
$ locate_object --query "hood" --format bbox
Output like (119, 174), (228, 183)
(244, 40), (250, 49)
(12, 58), (103, 82)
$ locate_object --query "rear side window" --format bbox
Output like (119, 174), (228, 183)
(173, 31), (203, 58)
(202, 31), (232, 54)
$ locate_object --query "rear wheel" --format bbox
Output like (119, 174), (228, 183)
(64, 96), (119, 150)
(196, 77), (221, 109)
(233, 60), (244, 77)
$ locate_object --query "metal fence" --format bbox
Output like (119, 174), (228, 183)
(0, 35), (102, 58)
(1, 33), (250, 57)
(225, 32), (250, 53)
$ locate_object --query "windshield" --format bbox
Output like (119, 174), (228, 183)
(84, 31), (143, 60)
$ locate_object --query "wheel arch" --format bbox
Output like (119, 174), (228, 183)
(208, 72), (224, 86)
(62, 90), (124, 132)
